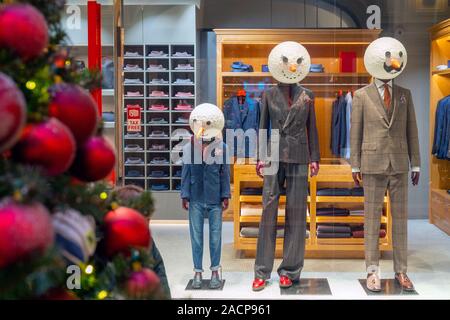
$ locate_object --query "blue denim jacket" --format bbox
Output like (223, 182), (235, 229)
(180, 141), (231, 205)
(223, 96), (260, 157)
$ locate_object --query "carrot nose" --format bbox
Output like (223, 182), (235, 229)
(289, 64), (297, 72)
(196, 127), (205, 139)
(391, 59), (401, 69)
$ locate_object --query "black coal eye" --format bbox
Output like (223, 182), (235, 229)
(282, 56), (288, 63)
(297, 57), (303, 64)
(385, 51), (391, 58)
(206, 121), (211, 126)
(399, 51), (403, 57)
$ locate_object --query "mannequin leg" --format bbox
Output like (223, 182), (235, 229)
(189, 202), (205, 273)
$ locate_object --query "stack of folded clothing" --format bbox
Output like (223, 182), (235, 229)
(126, 170), (144, 178)
(316, 207), (349, 217)
(317, 188), (351, 196)
(317, 224), (352, 238)
(174, 116), (189, 124)
(149, 130), (168, 138)
(349, 209), (364, 216)
(174, 91), (194, 98)
(124, 144), (143, 152)
(148, 50), (168, 58)
(240, 227), (310, 239)
(149, 78), (169, 85)
(350, 187), (364, 196)
(240, 204), (286, 216)
(124, 78), (143, 84)
(173, 78), (194, 85)
(102, 112), (115, 122)
(125, 157), (144, 165)
(351, 225), (386, 238)
(125, 51), (142, 57)
(125, 132), (143, 138)
(240, 187), (263, 195)
(148, 170), (169, 178)
(125, 91), (143, 97)
(174, 64), (194, 70)
(151, 184), (169, 191)
(310, 64), (324, 73)
(174, 102), (193, 111)
(173, 169), (182, 177)
(231, 61), (254, 72)
(149, 144), (168, 151)
(150, 157), (169, 165)
(172, 51), (193, 57)
(149, 90), (169, 97)
(147, 64), (167, 71)
(149, 117), (168, 124)
(149, 104), (168, 111)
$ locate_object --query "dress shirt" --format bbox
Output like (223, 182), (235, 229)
(352, 79), (420, 173)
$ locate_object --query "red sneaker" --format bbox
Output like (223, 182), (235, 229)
(252, 278), (266, 292)
(279, 276), (293, 288)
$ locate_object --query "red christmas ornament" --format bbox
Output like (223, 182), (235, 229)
(0, 72), (26, 152)
(49, 84), (99, 145)
(0, 200), (54, 268)
(125, 268), (160, 299)
(12, 118), (76, 176)
(70, 136), (116, 182)
(40, 288), (79, 300)
(103, 207), (150, 257)
(0, 4), (49, 61)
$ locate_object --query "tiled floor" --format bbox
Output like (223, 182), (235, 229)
(151, 220), (450, 299)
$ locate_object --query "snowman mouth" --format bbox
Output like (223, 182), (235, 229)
(281, 69), (301, 80)
(383, 62), (404, 74)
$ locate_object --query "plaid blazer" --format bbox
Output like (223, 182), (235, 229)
(350, 83), (421, 174)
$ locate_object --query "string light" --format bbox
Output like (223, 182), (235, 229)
(65, 60), (71, 67)
(85, 265), (94, 275)
(100, 192), (108, 200)
(26, 81), (36, 90)
(97, 290), (108, 300)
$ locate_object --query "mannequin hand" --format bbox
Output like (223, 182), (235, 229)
(222, 198), (229, 210)
(352, 172), (362, 186)
(310, 162), (319, 177)
(411, 171), (420, 186)
(182, 198), (189, 210)
(256, 161), (265, 179)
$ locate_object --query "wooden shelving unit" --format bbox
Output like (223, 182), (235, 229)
(429, 19), (450, 235)
(233, 162), (392, 257)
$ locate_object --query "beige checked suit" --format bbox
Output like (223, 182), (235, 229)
(350, 82), (420, 273)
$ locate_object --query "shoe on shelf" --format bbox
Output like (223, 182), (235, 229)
(252, 278), (266, 292)
(366, 273), (381, 292)
(192, 273), (202, 289)
(209, 271), (222, 289)
(395, 273), (415, 291)
(279, 276), (293, 288)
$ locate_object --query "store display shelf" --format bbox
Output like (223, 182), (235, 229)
(432, 69), (450, 76)
(222, 72), (371, 78)
(239, 195), (311, 203)
(124, 164), (146, 167)
(315, 216), (388, 224)
(315, 196), (388, 203)
(431, 188), (450, 201)
(240, 216), (311, 223)
(316, 238), (388, 245)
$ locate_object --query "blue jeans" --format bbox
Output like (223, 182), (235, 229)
(188, 202), (222, 272)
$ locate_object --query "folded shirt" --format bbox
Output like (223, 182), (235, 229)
(349, 209), (365, 216)
(125, 132), (143, 138)
(149, 78), (169, 85)
(174, 64), (194, 70)
(175, 117), (189, 124)
(317, 232), (351, 238)
(316, 207), (350, 217)
(149, 104), (169, 111)
(149, 131), (168, 137)
(240, 227), (310, 239)
(149, 90), (169, 97)
(125, 51), (142, 57)
(174, 184), (181, 191)
(151, 184), (169, 191)
(173, 78), (194, 85)
(241, 187), (263, 195)
(125, 91), (143, 97)
(316, 188), (351, 196)
(174, 103), (193, 111)
(173, 169), (182, 177)
(125, 157), (144, 165)
(149, 170), (169, 178)
(317, 225), (351, 233)
(149, 144), (168, 151)
(352, 229), (386, 238)
(175, 92), (194, 98)
(147, 64), (167, 71)
(126, 170), (144, 177)
(148, 51), (168, 57)
(149, 117), (168, 124)
(241, 203), (286, 216)
(172, 51), (193, 57)
(310, 64), (324, 73)
(231, 61), (254, 72)
(350, 187), (364, 196)
(124, 64), (143, 71)
(150, 157), (169, 164)
(124, 78), (143, 84)
(124, 144), (143, 152)
(102, 112), (115, 122)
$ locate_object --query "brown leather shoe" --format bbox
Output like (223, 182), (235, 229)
(366, 273), (381, 292)
(395, 273), (415, 291)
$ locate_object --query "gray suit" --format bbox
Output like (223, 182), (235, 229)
(255, 84), (320, 281)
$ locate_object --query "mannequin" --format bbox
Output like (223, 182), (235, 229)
(350, 37), (420, 292)
(252, 42), (320, 291)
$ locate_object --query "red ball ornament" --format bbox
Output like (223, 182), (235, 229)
(103, 207), (150, 257)
(12, 118), (76, 176)
(0, 4), (49, 61)
(49, 84), (99, 145)
(125, 268), (160, 299)
(0, 72), (26, 152)
(0, 200), (54, 268)
(40, 288), (79, 300)
(70, 136), (116, 182)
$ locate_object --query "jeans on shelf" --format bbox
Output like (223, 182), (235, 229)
(188, 201), (222, 272)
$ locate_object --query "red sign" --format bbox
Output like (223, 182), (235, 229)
(127, 105), (141, 132)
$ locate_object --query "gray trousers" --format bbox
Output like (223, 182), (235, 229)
(254, 162), (308, 280)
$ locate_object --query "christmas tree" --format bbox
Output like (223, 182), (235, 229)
(0, 0), (164, 300)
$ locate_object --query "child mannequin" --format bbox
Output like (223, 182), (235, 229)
(180, 103), (230, 289)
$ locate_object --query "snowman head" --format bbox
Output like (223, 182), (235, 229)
(364, 37), (407, 80)
(268, 41), (311, 84)
(189, 103), (224, 141)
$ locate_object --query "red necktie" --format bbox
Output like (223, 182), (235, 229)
(383, 84), (391, 110)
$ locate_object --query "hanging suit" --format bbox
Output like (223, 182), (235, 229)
(223, 96), (260, 158)
(432, 95), (450, 160)
(350, 81), (420, 273)
(255, 83), (320, 281)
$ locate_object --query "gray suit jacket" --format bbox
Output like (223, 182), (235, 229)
(350, 83), (421, 174)
(259, 84), (320, 164)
